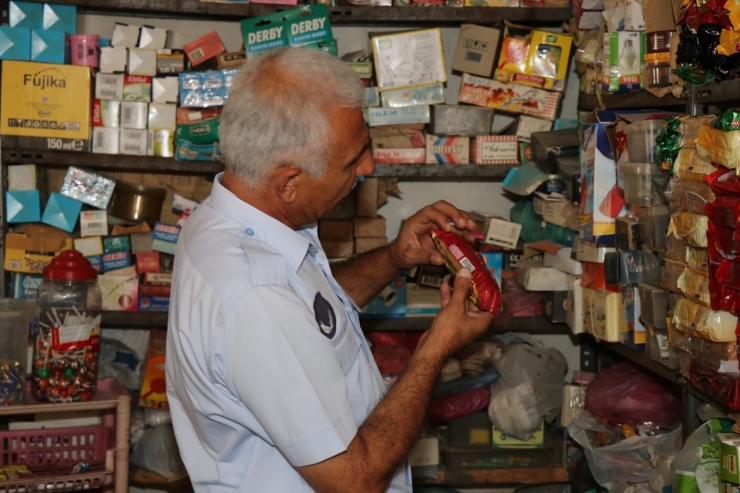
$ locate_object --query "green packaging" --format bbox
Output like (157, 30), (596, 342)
(104, 235), (130, 253)
(713, 108), (740, 131)
(241, 5), (336, 57)
(605, 31), (646, 93)
(175, 118), (220, 145)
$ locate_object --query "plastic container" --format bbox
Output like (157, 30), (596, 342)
(638, 283), (668, 329)
(625, 120), (664, 163)
(621, 162), (669, 206)
(635, 205), (670, 250)
(0, 299), (37, 406)
(34, 250), (102, 403)
(69, 34), (100, 67)
(110, 180), (167, 226)
(645, 323), (679, 369)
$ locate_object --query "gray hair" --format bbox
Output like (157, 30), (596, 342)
(220, 47), (365, 185)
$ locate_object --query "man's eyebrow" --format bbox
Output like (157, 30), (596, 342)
(345, 136), (371, 169)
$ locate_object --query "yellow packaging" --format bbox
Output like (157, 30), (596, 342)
(4, 225), (73, 273)
(675, 148), (717, 181)
(687, 246), (709, 272)
(696, 124), (740, 170)
(492, 421), (544, 448)
(139, 329), (168, 410)
(668, 212), (709, 248)
(1, 61), (92, 152)
(494, 29), (573, 91)
(674, 297), (738, 342)
(582, 286), (626, 342)
(718, 29), (740, 56)
(678, 268), (711, 306)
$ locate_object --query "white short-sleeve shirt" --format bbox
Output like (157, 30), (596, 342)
(166, 174), (411, 493)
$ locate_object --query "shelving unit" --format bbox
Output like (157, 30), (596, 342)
(416, 466), (570, 486)
(361, 315), (569, 333)
(577, 91), (686, 112)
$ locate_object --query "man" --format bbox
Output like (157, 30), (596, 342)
(166, 47), (495, 493)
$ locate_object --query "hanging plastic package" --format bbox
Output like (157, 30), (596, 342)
(665, 176), (716, 214)
(668, 212), (709, 247)
(708, 221), (739, 260)
(673, 297), (739, 342)
(677, 267), (712, 305)
(674, 148), (717, 181)
(697, 110), (740, 170)
(671, 419), (735, 492)
(668, 322), (739, 372)
(705, 166), (740, 195)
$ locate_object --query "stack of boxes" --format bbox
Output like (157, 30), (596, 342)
(3, 2), (75, 62)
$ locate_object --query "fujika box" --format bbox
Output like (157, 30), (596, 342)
(458, 73), (561, 121)
(494, 29), (573, 91)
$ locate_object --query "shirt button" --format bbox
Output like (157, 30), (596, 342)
(246, 228), (254, 236)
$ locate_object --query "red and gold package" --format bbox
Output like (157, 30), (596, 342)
(430, 230), (502, 314)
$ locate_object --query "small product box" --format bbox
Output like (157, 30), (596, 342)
(9, 1), (43, 29)
(720, 434), (740, 483)
(131, 231), (154, 254)
(365, 87), (380, 107)
(128, 48), (157, 76)
(95, 74), (124, 100)
(92, 99), (121, 127)
(452, 24), (502, 77)
(372, 148), (426, 164)
(30, 29), (66, 64)
(458, 73), (561, 121)
(80, 210), (108, 237)
(138, 26), (168, 50)
(492, 421), (544, 449)
(93, 127), (119, 152)
(103, 235), (130, 253)
(430, 105), (494, 136)
(494, 28), (573, 91)
(88, 255), (101, 273)
(604, 31), (646, 93)
(217, 50), (247, 69)
(99, 46), (127, 73)
(74, 236), (104, 257)
(120, 129), (148, 156)
(111, 23), (141, 48)
(121, 101), (148, 130)
(136, 251), (160, 273)
(6, 190), (41, 223)
(241, 5), (336, 56)
(123, 75), (152, 102)
(139, 329), (169, 407)
(10, 272), (43, 300)
(183, 31), (226, 66)
(371, 29), (446, 91)
(148, 103), (176, 157)
(367, 106), (430, 126)
(484, 217), (522, 248)
(471, 135), (519, 165)
(98, 272), (138, 311)
(425, 135), (470, 164)
(152, 77), (179, 103)
(60, 167), (115, 209)
(102, 251), (131, 272)
(138, 296), (170, 313)
(533, 192), (580, 230)
(380, 84), (445, 108)
(156, 49), (185, 75)
(4, 224), (73, 274)
(152, 222), (181, 255)
(41, 193), (82, 233)
(360, 277), (407, 318)
(42, 4), (75, 33)
(0, 26), (31, 61)
(8, 164), (45, 191)
(479, 251), (504, 287)
(517, 116), (554, 142)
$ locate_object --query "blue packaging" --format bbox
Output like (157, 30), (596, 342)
(102, 251), (130, 272)
(152, 222), (180, 255)
(88, 255), (102, 273)
(175, 140), (221, 162)
(138, 296), (170, 312)
(6, 190), (41, 223)
(0, 26), (31, 60)
(43, 4), (76, 34)
(178, 69), (238, 108)
(360, 277), (407, 319)
(479, 252), (504, 288)
(9, 2), (43, 29)
(41, 192), (82, 232)
(10, 272), (43, 300)
(31, 28), (66, 64)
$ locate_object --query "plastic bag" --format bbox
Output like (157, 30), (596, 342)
(371, 345), (412, 376)
(568, 411), (681, 488)
(665, 176), (716, 214)
(585, 362), (681, 428)
(98, 338), (142, 391)
(428, 386), (491, 423)
(501, 274), (544, 314)
(681, 356), (740, 410)
(697, 120), (740, 169)
(668, 212), (709, 247)
(131, 425), (188, 481)
(488, 333), (567, 440)
(705, 165), (740, 195)
(672, 419), (735, 492)
(433, 365), (500, 398)
(673, 297), (738, 342)
(706, 194), (740, 228)
(675, 148), (717, 181)
(677, 267), (711, 305)
(668, 321), (738, 373)
(708, 221), (739, 260)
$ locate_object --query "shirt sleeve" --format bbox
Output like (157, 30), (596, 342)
(219, 284), (358, 467)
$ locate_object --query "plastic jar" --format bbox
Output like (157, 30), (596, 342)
(34, 250), (102, 403)
(645, 31), (674, 88)
(621, 162), (669, 206)
(624, 119), (664, 163)
(0, 299), (37, 405)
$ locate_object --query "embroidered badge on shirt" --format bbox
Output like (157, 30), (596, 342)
(314, 292), (336, 339)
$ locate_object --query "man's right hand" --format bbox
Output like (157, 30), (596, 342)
(424, 269), (495, 357)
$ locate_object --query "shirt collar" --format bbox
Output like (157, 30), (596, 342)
(209, 173), (311, 272)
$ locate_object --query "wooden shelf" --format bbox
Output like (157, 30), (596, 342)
(361, 316), (570, 333)
(578, 91), (685, 112)
(594, 338), (679, 385)
(415, 466), (569, 486)
(371, 164), (511, 179)
(18, 0), (573, 24)
(102, 311), (169, 328)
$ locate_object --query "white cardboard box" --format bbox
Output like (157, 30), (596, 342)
(138, 26), (168, 49)
(128, 48), (157, 76)
(120, 129), (148, 156)
(95, 73), (124, 100)
(112, 23), (141, 48)
(74, 236), (104, 257)
(516, 260), (569, 291)
(99, 46), (128, 73)
(8, 165), (39, 191)
(517, 116), (553, 142)
(121, 101), (149, 130)
(80, 210), (109, 237)
(93, 127), (120, 154)
(152, 77), (179, 103)
(148, 103), (176, 130)
(544, 247), (583, 275)
(566, 275), (584, 335)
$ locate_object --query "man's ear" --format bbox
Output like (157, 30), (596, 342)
(273, 165), (304, 204)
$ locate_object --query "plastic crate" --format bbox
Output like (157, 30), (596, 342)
(1, 426), (109, 466)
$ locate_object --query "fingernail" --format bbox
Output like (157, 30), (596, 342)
(468, 219), (476, 228)
(458, 268), (471, 278)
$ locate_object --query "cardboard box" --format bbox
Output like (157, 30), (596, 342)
(41, 192), (81, 232)
(136, 251), (160, 273)
(74, 236), (104, 257)
(148, 103), (176, 129)
(458, 73), (561, 121)
(138, 26), (168, 50)
(42, 4), (75, 32)
(92, 100), (121, 128)
(112, 23), (141, 48)
(517, 116), (553, 142)
(368, 106), (431, 127)
(530, 129), (579, 174)
(582, 286), (625, 342)
(121, 101), (148, 130)
(103, 235), (130, 253)
(322, 240), (354, 259)
(720, 434), (740, 483)
(80, 210), (108, 237)
(156, 49), (185, 75)
(370, 128), (425, 149)
(144, 272), (171, 285)
(139, 329), (168, 407)
(533, 192), (580, 230)
(580, 110), (625, 243)
(8, 164), (45, 191)
(495, 29), (573, 91)
(471, 211), (522, 248)
(364, 87), (380, 107)
(357, 178), (379, 217)
(380, 84), (445, 108)
(566, 275), (584, 335)
(372, 148), (426, 164)
(183, 31), (226, 66)
(546, 290), (568, 323)
(6, 190), (41, 223)
(645, 0), (677, 32)
(120, 129), (148, 156)
(4, 224), (73, 273)
(625, 0), (645, 30)
(128, 48), (157, 76)
(371, 29), (446, 91)
(9, 2), (42, 29)
(98, 272), (138, 311)
(355, 237), (387, 254)
(92, 127), (119, 154)
(516, 260), (569, 291)
(492, 421), (544, 448)
(560, 385), (586, 428)
(123, 74), (152, 102)
(30, 29), (65, 64)
(604, 31), (646, 93)
(621, 285), (646, 349)
(99, 46), (127, 73)
(131, 231), (154, 254)
(406, 284), (441, 316)
(102, 251), (130, 272)
(319, 219), (353, 241)
(95, 74), (124, 100)
(152, 222), (180, 255)
(10, 272), (43, 300)
(1, 61), (92, 151)
(471, 135), (519, 165)
(573, 236), (615, 263)
(360, 277), (406, 318)
(452, 24), (501, 77)
(172, 194), (198, 215)
(430, 105), (494, 136)
(615, 216), (641, 251)
(353, 216), (386, 238)
(217, 50), (247, 69)
(425, 135), (469, 164)
(241, 5), (336, 56)
(139, 296), (170, 312)
(152, 77), (179, 103)
(409, 437), (439, 480)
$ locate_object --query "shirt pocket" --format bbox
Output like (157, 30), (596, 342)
(328, 313), (360, 376)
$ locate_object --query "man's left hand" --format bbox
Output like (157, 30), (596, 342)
(387, 201), (476, 270)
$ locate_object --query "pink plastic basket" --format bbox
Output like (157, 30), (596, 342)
(1, 426), (109, 467)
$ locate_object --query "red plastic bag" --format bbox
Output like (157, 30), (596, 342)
(368, 331), (424, 353)
(683, 357), (740, 411)
(705, 166), (740, 195)
(708, 240), (740, 314)
(371, 345), (412, 375)
(705, 195), (740, 229)
(428, 386), (491, 422)
(430, 230), (502, 314)
(585, 362), (681, 428)
(709, 221), (740, 261)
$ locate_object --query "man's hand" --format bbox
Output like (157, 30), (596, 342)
(387, 201), (476, 271)
(420, 269), (495, 357)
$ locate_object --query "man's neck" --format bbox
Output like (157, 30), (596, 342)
(221, 170), (299, 230)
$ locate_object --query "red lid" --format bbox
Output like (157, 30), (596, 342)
(43, 250), (98, 281)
